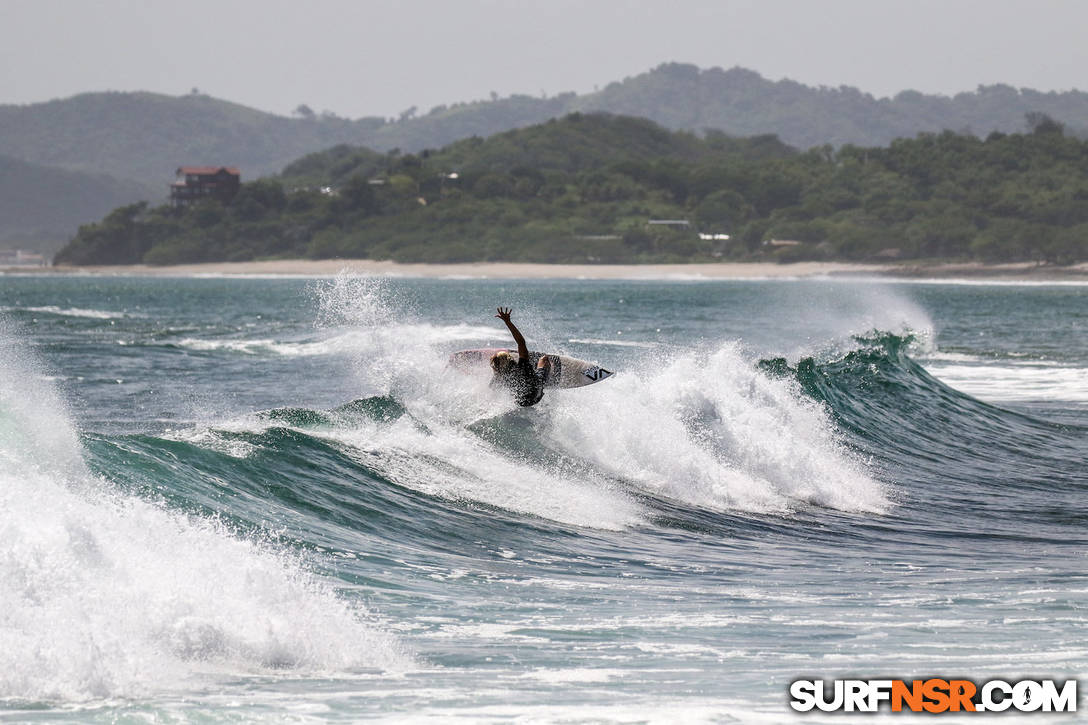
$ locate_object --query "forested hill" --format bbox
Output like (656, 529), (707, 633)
(55, 113), (1088, 267)
(0, 154), (151, 251)
(0, 91), (371, 184)
(580, 64), (1088, 147)
(280, 114), (794, 188)
(7, 64), (1088, 188)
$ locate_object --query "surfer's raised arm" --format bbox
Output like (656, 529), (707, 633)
(495, 307), (530, 361)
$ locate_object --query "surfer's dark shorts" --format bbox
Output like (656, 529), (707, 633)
(495, 360), (546, 407)
(516, 371), (546, 407)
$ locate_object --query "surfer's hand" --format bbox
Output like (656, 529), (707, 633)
(495, 307), (513, 323)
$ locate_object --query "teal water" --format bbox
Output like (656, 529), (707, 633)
(0, 274), (1085, 721)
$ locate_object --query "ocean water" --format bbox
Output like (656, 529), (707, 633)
(0, 273), (1085, 722)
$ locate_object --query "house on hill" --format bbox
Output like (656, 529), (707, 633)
(170, 166), (240, 206)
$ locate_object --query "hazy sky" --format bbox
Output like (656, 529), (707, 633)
(3, 0), (1087, 119)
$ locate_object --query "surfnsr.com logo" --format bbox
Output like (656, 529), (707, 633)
(789, 678), (1077, 713)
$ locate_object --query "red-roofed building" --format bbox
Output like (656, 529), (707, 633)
(170, 166), (241, 206)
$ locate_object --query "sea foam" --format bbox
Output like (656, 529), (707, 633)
(0, 322), (405, 702)
(540, 342), (888, 514)
(306, 273), (888, 521)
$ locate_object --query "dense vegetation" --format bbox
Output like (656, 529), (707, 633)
(55, 113), (1088, 266)
(11, 64), (1088, 252)
(8, 64), (1088, 186)
(580, 64), (1088, 148)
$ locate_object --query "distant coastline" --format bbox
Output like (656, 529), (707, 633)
(13, 259), (1088, 281)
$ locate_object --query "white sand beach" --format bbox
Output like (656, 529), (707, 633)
(7, 259), (1088, 280)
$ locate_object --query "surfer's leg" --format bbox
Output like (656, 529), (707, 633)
(538, 355), (559, 386)
(532, 355), (553, 390)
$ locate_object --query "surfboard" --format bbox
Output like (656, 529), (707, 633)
(448, 348), (613, 389)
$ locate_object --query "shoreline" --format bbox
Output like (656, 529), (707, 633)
(6, 259), (1088, 281)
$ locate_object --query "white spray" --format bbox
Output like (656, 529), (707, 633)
(307, 274), (887, 524)
(0, 320), (405, 702)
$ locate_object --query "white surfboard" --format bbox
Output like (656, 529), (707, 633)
(448, 348), (613, 389)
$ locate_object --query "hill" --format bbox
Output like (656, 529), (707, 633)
(0, 91), (380, 184)
(54, 113), (1088, 267)
(13, 64), (1088, 251)
(8, 64), (1088, 186)
(281, 113), (793, 187)
(316, 63), (1088, 154)
(0, 155), (151, 253)
(572, 64), (1088, 148)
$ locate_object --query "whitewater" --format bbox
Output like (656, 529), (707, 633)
(0, 274), (1085, 722)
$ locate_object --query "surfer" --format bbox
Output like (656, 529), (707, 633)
(491, 307), (551, 407)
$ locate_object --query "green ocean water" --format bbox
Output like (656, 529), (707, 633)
(0, 274), (1085, 721)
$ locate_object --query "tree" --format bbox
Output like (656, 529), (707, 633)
(694, 189), (753, 228)
(473, 173), (513, 199)
(53, 113), (1088, 267)
(1026, 112), (1064, 136)
(54, 201), (150, 265)
(231, 179), (287, 220)
(337, 174), (379, 213)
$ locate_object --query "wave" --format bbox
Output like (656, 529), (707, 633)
(2, 305), (141, 320)
(168, 323), (500, 358)
(145, 401), (644, 532)
(566, 337), (659, 348)
(0, 324), (405, 702)
(526, 345), (886, 515)
(88, 326), (1084, 547)
(300, 275), (888, 517)
(60, 274), (896, 561)
(759, 332), (1088, 505)
(873, 277), (1088, 287)
(924, 360), (1088, 404)
(119, 275), (890, 527)
(9, 274), (1084, 706)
